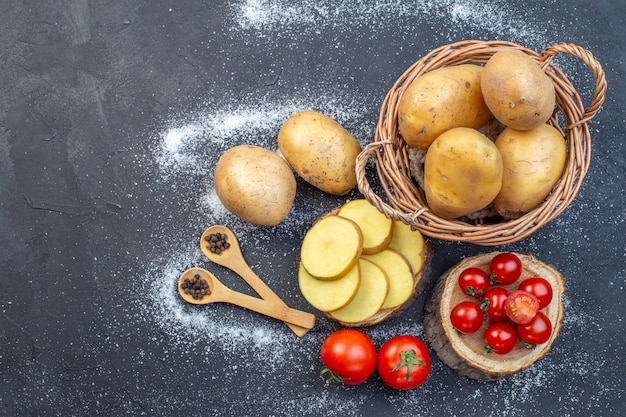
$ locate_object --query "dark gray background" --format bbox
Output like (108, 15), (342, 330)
(1, 1), (624, 416)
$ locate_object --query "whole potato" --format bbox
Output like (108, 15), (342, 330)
(481, 50), (555, 131)
(398, 64), (492, 150)
(278, 110), (362, 195)
(214, 145), (296, 226)
(424, 127), (502, 219)
(494, 123), (567, 219)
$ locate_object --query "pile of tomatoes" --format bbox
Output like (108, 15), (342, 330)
(451, 252), (554, 354)
(319, 329), (430, 390)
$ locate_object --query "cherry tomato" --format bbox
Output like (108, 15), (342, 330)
(517, 311), (552, 347)
(320, 329), (376, 385)
(458, 267), (490, 297)
(504, 290), (540, 324)
(377, 335), (430, 390)
(484, 322), (517, 354)
(450, 301), (483, 334)
(518, 277), (553, 309)
(489, 252), (522, 285)
(480, 287), (509, 322)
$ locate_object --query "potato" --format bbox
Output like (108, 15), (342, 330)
(398, 64), (493, 150)
(300, 215), (363, 280)
(424, 127), (503, 219)
(277, 110), (362, 195)
(481, 50), (556, 131)
(337, 199), (393, 254)
(387, 220), (425, 277)
(327, 259), (389, 324)
(298, 261), (360, 312)
(362, 248), (413, 309)
(494, 124), (567, 219)
(214, 145), (296, 226)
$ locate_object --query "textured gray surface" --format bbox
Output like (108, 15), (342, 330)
(1, 1), (624, 416)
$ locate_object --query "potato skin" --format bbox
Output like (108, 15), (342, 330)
(424, 127), (502, 219)
(398, 64), (492, 150)
(494, 124), (566, 219)
(481, 50), (555, 131)
(214, 145), (296, 226)
(277, 110), (362, 195)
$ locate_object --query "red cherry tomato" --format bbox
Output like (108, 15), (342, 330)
(517, 311), (553, 346)
(481, 287), (509, 322)
(484, 322), (517, 354)
(450, 301), (483, 334)
(377, 335), (430, 390)
(489, 252), (522, 285)
(458, 267), (490, 297)
(320, 329), (376, 385)
(504, 290), (540, 324)
(518, 277), (553, 309)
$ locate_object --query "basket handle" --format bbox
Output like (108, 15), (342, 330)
(540, 43), (607, 125)
(355, 141), (428, 224)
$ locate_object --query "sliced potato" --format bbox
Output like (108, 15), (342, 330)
(387, 220), (425, 277)
(298, 262), (360, 312)
(362, 248), (413, 309)
(300, 215), (363, 280)
(328, 259), (389, 323)
(337, 199), (393, 254)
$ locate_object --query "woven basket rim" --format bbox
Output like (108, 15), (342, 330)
(356, 40), (607, 246)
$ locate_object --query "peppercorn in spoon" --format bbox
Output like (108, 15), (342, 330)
(178, 267), (316, 330)
(200, 225), (315, 337)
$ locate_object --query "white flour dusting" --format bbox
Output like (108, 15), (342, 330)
(154, 94), (373, 178)
(233, 0), (549, 49)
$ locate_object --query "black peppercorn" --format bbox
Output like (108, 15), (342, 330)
(181, 272), (211, 300)
(205, 232), (230, 254)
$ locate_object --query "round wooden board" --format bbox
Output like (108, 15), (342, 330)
(423, 252), (565, 381)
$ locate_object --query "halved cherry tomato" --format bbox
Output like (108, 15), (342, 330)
(458, 267), (490, 297)
(489, 252), (522, 285)
(517, 311), (552, 347)
(504, 290), (540, 324)
(377, 335), (430, 390)
(484, 322), (517, 354)
(518, 277), (553, 309)
(480, 287), (509, 322)
(320, 329), (376, 385)
(450, 301), (483, 334)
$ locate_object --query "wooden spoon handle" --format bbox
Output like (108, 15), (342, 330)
(229, 257), (314, 337)
(218, 286), (316, 329)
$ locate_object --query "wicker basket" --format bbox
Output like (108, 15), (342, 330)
(356, 40), (607, 246)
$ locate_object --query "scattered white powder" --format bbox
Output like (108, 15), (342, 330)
(131, 1), (619, 415)
(153, 93), (374, 179)
(233, 0), (549, 49)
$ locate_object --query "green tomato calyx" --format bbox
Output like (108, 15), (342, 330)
(392, 349), (426, 384)
(320, 366), (344, 384)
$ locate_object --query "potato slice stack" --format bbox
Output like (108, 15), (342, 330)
(298, 199), (429, 326)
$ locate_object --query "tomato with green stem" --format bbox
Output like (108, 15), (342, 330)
(481, 287), (509, 322)
(518, 277), (553, 309)
(320, 329), (376, 385)
(489, 252), (522, 285)
(377, 335), (430, 390)
(450, 301), (483, 334)
(484, 322), (517, 354)
(517, 311), (552, 347)
(458, 267), (490, 297)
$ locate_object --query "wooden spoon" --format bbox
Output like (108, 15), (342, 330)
(178, 267), (316, 330)
(200, 225), (314, 337)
